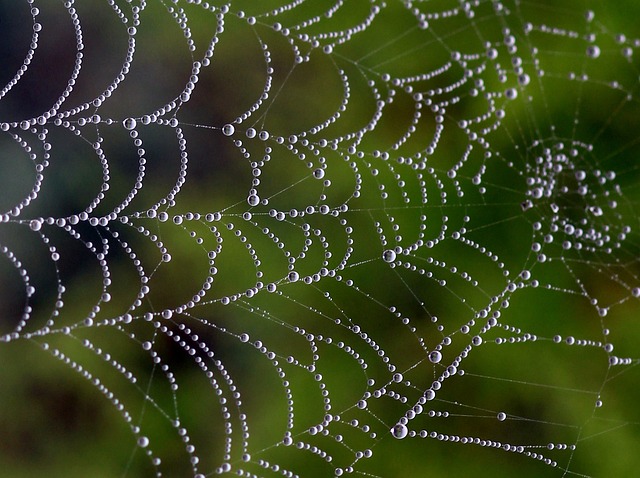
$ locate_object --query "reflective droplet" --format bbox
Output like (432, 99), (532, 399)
(222, 124), (235, 136)
(137, 436), (149, 447)
(429, 350), (442, 363)
(586, 45), (601, 59)
(30, 219), (42, 231)
(518, 74), (530, 86)
(391, 423), (408, 439)
(497, 412), (507, 421)
(123, 118), (137, 130)
(382, 250), (396, 263)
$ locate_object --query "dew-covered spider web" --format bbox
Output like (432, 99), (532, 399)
(2, 0), (640, 476)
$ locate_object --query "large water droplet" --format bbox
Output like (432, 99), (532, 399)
(123, 118), (137, 130)
(391, 423), (408, 439)
(586, 45), (601, 59)
(30, 219), (42, 231)
(382, 250), (396, 263)
(247, 194), (260, 206)
(137, 436), (149, 447)
(222, 124), (235, 136)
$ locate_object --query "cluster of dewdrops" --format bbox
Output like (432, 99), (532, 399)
(2, 1), (640, 477)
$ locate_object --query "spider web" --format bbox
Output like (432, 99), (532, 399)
(1, 0), (640, 476)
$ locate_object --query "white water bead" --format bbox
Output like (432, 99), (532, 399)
(137, 436), (149, 447)
(586, 45), (601, 58)
(391, 423), (408, 439)
(382, 250), (396, 263)
(247, 194), (260, 206)
(30, 219), (43, 231)
(222, 124), (235, 136)
(123, 118), (137, 130)
(429, 350), (442, 363)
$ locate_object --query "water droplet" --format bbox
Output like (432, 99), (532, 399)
(247, 194), (260, 206)
(137, 436), (149, 447)
(586, 45), (600, 58)
(382, 250), (396, 263)
(222, 124), (235, 136)
(497, 412), (507, 421)
(123, 118), (137, 130)
(391, 423), (408, 439)
(518, 74), (530, 86)
(429, 350), (442, 363)
(30, 219), (42, 231)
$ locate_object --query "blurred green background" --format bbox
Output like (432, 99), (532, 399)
(1, 0), (640, 477)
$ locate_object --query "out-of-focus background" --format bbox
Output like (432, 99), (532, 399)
(1, 0), (640, 477)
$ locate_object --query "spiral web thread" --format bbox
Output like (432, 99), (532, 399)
(1, 0), (640, 476)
